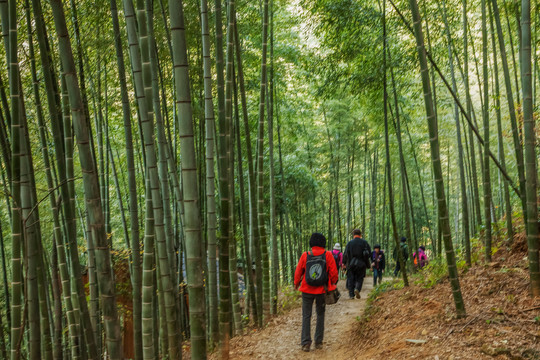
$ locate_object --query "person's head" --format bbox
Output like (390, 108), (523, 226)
(352, 229), (362, 238)
(309, 233), (326, 248)
(374, 244), (381, 253)
(419, 245), (426, 252)
(333, 243), (341, 251)
(400, 236), (407, 243)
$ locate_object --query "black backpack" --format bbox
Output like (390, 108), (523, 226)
(305, 251), (328, 287)
(362, 244), (371, 264)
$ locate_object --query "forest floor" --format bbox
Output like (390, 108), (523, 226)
(218, 278), (373, 359)
(349, 231), (540, 360)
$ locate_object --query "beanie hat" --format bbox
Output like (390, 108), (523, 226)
(400, 236), (407, 243)
(374, 244), (381, 249)
(309, 233), (326, 248)
(333, 243), (341, 251)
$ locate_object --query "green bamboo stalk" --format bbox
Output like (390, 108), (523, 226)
(6, 0), (24, 357)
(491, 0), (527, 220)
(382, 0), (408, 287)
(407, 0), (466, 317)
(520, 0), (540, 296)
(48, 0), (123, 356)
(489, 0), (514, 244)
(109, 0), (143, 356)
(121, 1), (159, 356)
(234, 20), (261, 326)
(218, 0), (235, 353)
(481, 0), (493, 262)
(257, 0), (271, 323)
(234, 82), (256, 320)
(268, 0), (279, 315)
(168, 0), (207, 358)
(200, 0), (219, 346)
(440, 0), (471, 265)
(134, 0), (181, 355)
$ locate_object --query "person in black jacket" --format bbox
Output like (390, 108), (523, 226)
(343, 229), (371, 299)
(370, 244), (385, 286)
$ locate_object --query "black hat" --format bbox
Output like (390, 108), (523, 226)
(309, 233), (326, 248)
(374, 244), (381, 249)
(400, 236), (407, 243)
(419, 245), (426, 251)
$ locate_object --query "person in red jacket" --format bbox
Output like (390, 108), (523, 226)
(294, 233), (338, 352)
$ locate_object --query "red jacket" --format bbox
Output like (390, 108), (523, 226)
(294, 246), (338, 294)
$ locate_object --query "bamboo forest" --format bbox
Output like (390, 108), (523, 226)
(0, 0), (539, 358)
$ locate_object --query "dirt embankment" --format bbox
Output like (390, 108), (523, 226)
(348, 232), (540, 360)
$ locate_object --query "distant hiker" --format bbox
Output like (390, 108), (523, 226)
(413, 245), (428, 269)
(294, 233), (339, 352)
(393, 237), (409, 277)
(332, 243), (344, 276)
(371, 244), (385, 286)
(343, 229), (371, 299)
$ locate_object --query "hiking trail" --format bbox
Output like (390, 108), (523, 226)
(222, 278), (374, 359)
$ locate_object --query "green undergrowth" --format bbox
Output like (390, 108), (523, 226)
(278, 284), (301, 314)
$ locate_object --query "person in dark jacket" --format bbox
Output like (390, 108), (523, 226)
(294, 233), (338, 352)
(393, 236), (409, 276)
(343, 229), (371, 299)
(370, 244), (385, 286)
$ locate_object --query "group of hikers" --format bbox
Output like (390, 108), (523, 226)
(294, 229), (429, 352)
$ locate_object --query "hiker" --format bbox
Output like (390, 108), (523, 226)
(371, 244), (385, 286)
(331, 243), (344, 277)
(393, 236), (409, 276)
(413, 245), (428, 269)
(343, 229), (371, 299)
(294, 233), (338, 352)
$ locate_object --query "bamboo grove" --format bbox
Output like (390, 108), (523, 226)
(0, 0), (538, 358)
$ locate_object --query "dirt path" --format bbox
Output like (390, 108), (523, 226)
(226, 278), (374, 359)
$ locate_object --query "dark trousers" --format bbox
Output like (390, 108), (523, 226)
(373, 268), (383, 286)
(301, 293), (325, 346)
(394, 261), (403, 276)
(346, 266), (365, 298)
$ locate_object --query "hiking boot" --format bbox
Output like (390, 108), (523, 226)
(354, 289), (361, 299)
(315, 343), (323, 350)
(302, 344), (310, 352)
(349, 296), (355, 300)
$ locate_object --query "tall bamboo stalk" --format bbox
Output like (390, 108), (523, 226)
(48, 0), (123, 356)
(520, 0), (540, 296)
(481, 0), (493, 262)
(200, 0), (219, 346)
(6, 0), (23, 356)
(489, 0), (514, 244)
(408, 0), (466, 317)
(441, 0), (471, 265)
(382, 0), (408, 287)
(168, 0), (207, 357)
(234, 20), (262, 326)
(109, 0), (142, 356)
(257, 0), (271, 322)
